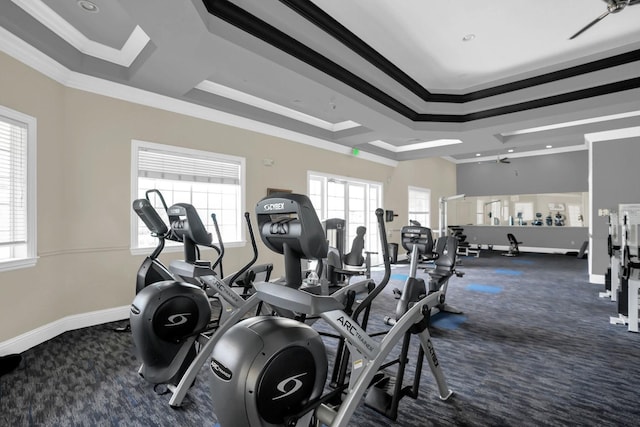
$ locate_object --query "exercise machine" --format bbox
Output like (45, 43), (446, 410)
(130, 201), (269, 407)
(438, 194), (465, 238)
(502, 233), (522, 257)
(449, 226), (480, 257)
(609, 204), (640, 332)
(208, 196), (454, 427)
(367, 227), (462, 420)
(323, 218), (346, 257)
(532, 213), (544, 226)
(599, 210), (621, 300)
(398, 224), (437, 270)
(325, 225), (373, 285)
(424, 235), (465, 314)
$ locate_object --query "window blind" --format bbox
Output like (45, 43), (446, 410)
(0, 116), (28, 246)
(138, 147), (241, 184)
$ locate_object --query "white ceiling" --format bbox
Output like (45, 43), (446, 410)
(1, 0), (639, 164)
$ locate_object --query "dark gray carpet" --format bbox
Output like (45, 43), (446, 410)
(2, 250), (639, 426)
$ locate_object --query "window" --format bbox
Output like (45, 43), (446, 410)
(408, 186), (430, 227)
(514, 202), (534, 223)
(308, 172), (383, 264)
(567, 204), (583, 227)
(131, 140), (245, 252)
(0, 106), (37, 271)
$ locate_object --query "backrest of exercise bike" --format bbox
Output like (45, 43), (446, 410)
(256, 193), (328, 288)
(432, 236), (458, 274)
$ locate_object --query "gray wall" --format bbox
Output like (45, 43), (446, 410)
(461, 225), (588, 251)
(457, 150), (588, 196)
(591, 137), (640, 275)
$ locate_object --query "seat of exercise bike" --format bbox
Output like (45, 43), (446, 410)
(428, 265), (456, 280)
(253, 281), (344, 315)
(337, 264), (367, 273)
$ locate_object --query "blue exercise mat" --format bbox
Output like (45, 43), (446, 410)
(466, 284), (503, 294)
(493, 268), (522, 276)
(430, 312), (467, 330)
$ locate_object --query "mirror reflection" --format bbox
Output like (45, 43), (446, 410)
(449, 192), (588, 227)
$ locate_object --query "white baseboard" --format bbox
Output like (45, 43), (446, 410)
(478, 245), (580, 254)
(0, 305), (130, 355)
(590, 274), (605, 285)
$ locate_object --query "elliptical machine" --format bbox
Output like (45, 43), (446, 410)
(130, 200), (267, 407)
(365, 229), (462, 420)
(208, 194), (454, 427)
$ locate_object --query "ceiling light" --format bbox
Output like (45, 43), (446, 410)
(77, 0), (99, 13)
(508, 149), (514, 153)
(462, 34), (476, 42)
(546, 145), (553, 148)
(475, 153), (481, 157)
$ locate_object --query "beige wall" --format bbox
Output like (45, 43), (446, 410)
(0, 52), (456, 344)
(386, 155), (458, 237)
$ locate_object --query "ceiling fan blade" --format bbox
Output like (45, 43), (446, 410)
(569, 10), (610, 40)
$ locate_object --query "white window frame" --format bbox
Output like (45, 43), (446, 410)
(307, 171), (383, 264)
(408, 186), (431, 228)
(130, 140), (246, 255)
(0, 105), (37, 272)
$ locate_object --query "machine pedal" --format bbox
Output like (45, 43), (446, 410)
(364, 372), (408, 419)
(364, 374), (393, 414)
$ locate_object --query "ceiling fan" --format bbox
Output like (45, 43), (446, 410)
(478, 156), (510, 165)
(570, 0), (640, 40)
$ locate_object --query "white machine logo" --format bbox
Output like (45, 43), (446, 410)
(272, 372), (307, 400)
(164, 313), (190, 327)
(263, 202), (285, 211)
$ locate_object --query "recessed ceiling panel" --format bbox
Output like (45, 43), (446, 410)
(311, 0), (640, 91)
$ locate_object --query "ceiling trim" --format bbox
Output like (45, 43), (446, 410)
(11, 0), (149, 67)
(201, 0), (640, 123)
